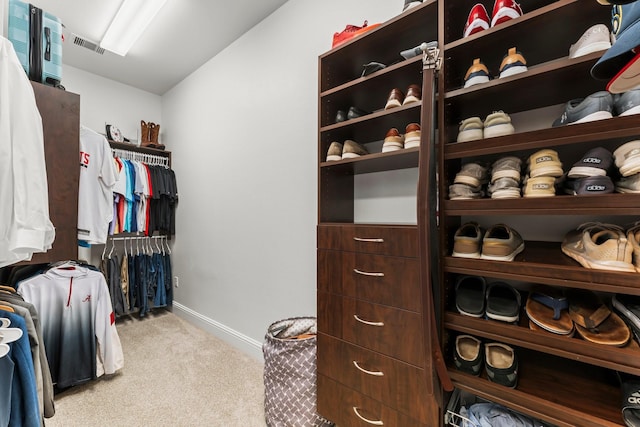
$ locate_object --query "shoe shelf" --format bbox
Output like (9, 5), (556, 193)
(446, 312), (640, 376)
(320, 147), (419, 175)
(444, 242), (640, 295)
(320, 103), (422, 152)
(443, 52), (606, 126)
(448, 348), (624, 427)
(319, 0), (437, 92)
(443, 194), (640, 216)
(444, 114), (640, 159)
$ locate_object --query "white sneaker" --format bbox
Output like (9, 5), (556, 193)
(569, 24), (612, 59)
(484, 111), (515, 138)
(457, 117), (483, 142)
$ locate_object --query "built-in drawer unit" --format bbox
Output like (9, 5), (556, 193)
(317, 334), (429, 423)
(317, 375), (429, 427)
(317, 224), (418, 257)
(318, 291), (425, 367)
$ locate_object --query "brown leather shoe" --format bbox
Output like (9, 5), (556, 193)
(384, 88), (405, 110)
(404, 123), (421, 149)
(403, 84), (422, 105)
(382, 128), (404, 153)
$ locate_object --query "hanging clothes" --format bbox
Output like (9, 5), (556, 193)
(0, 37), (55, 268)
(77, 126), (119, 245)
(16, 263), (124, 389)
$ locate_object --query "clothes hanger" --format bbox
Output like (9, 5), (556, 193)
(154, 237), (161, 254)
(164, 236), (172, 255)
(124, 238), (128, 258)
(0, 304), (15, 313)
(0, 285), (16, 293)
(0, 318), (10, 328)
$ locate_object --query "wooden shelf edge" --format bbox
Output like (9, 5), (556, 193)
(445, 312), (640, 376)
(449, 371), (623, 427)
(320, 102), (422, 133)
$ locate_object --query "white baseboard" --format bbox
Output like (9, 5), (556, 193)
(172, 302), (264, 362)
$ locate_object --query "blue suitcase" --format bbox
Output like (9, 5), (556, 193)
(7, 0), (63, 87)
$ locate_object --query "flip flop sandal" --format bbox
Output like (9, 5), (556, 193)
(525, 295), (574, 335)
(455, 275), (486, 318)
(529, 286), (568, 320)
(619, 372), (640, 426)
(613, 294), (640, 338)
(566, 289), (612, 329)
(574, 311), (631, 347)
(485, 282), (521, 323)
(528, 319), (575, 337)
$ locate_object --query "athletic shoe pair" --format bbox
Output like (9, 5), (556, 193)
(382, 124), (421, 153)
(463, 48), (528, 88)
(464, 0), (523, 38)
(325, 140), (368, 161)
(552, 89), (640, 127)
(457, 111), (515, 142)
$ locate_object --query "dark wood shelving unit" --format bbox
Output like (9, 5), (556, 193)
(437, 1), (638, 426)
(320, 147), (419, 174)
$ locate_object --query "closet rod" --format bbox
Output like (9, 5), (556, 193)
(108, 235), (167, 241)
(112, 148), (169, 167)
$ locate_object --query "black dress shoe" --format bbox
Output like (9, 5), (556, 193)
(361, 62), (386, 77)
(335, 110), (346, 123)
(347, 106), (370, 120)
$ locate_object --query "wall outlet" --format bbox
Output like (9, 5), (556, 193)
(174, 276), (179, 288)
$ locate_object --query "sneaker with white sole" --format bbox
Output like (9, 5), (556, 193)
(488, 177), (521, 199)
(457, 117), (484, 142)
(561, 223), (636, 272)
(484, 111), (515, 138)
(452, 222), (484, 258)
(563, 175), (615, 195)
(491, 0), (523, 28)
(481, 224), (525, 261)
(490, 156), (522, 182)
(464, 3), (490, 38)
(616, 173), (640, 193)
(499, 47), (528, 79)
(454, 162), (489, 187)
(404, 123), (421, 149)
(614, 89), (640, 117)
(527, 149), (564, 178)
(614, 140), (640, 176)
(569, 24), (612, 59)
(449, 183), (485, 200)
(552, 91), (614, 126)
(341, 139), (368, 159)
(568, 147), (614, 178)
(464, 58), (490, 88)
(523, 175), (556, 197)
(326, 141), (343, 161)
(382, 128), (404, 153)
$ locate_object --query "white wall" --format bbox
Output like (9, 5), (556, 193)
(62, 64), (162, 144)
(162, 0), (402, 358)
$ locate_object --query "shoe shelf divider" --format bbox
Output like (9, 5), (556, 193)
(437, 1), (633, 426)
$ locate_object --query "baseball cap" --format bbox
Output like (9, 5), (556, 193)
(591, 3), (640, 82)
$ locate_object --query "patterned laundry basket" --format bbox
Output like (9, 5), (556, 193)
(263, 317), (334, 427)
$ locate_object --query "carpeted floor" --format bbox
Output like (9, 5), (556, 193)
(45, 310), (266, 426)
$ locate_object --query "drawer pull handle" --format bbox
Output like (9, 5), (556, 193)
(353, 407), (384, 425)
(354, 315), (384, 327)
(354, 269), (384, 277)
(353, 237), (384, 243)
(352, 360), (384, 377)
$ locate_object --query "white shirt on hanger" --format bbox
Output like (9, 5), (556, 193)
(0, 36), (55, 267)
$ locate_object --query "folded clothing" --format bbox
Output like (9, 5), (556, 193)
(460, 402), (554, 427)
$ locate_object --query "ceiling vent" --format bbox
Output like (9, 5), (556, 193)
(72, 34), (105, 55)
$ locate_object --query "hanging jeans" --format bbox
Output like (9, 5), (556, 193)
(152, 253), (166, 307)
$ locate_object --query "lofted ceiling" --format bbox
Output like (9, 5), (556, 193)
(28, 0), (289, 95)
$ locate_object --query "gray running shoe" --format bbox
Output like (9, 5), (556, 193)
(449, 183), (485, 200)
(491, 156), (522, 182)
(614, 89), (640, 117)
(568, 147), (614, 178)
(616, 173), (640, 193)
(454, 162), (489, 187)
(488, 177), (521, 199)
(552, 91), (614, 126)
(563, 175), (615, 195)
